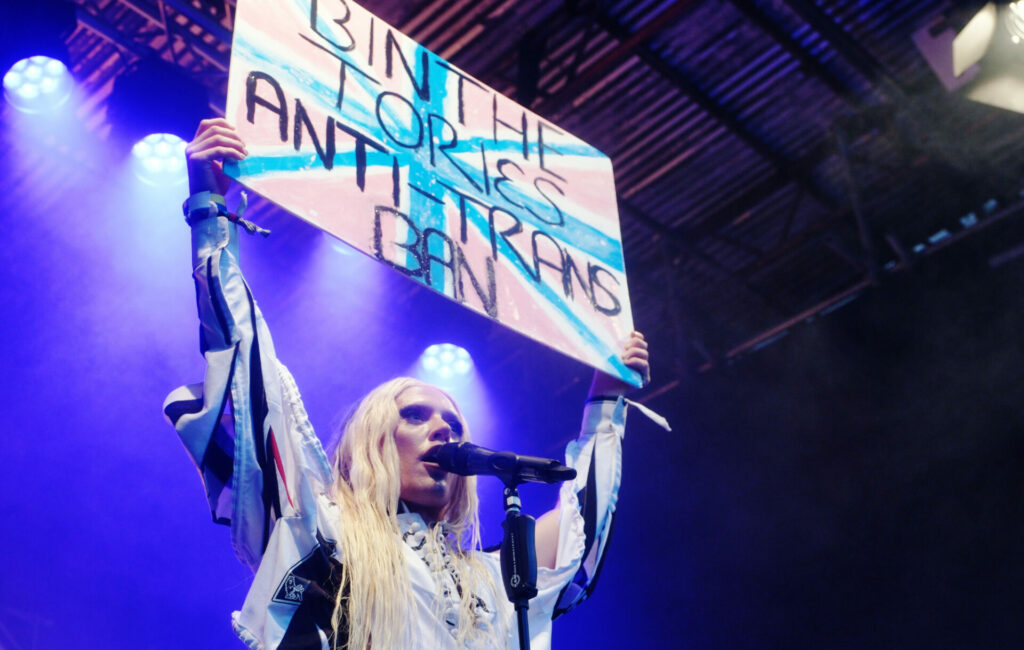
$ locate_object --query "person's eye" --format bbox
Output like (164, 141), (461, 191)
(399, 406), (427, 423)
(447, 419), (464, 438)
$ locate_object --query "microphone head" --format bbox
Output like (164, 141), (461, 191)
(423, 442), (578, 484)
(423, 442), (472, 476)
(422, 444), (444, 463)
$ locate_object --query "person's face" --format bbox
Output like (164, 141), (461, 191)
(394, 385), (464, 522)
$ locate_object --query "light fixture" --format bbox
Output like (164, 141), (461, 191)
(131, 133), (188, 185)
(1, 0), (78, 113)
(915, 1), (1024, 113)
(419, 343), (474, 379)
(3, 55), (73, 113)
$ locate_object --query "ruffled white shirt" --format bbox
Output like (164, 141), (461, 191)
(164, 217), (627, 649)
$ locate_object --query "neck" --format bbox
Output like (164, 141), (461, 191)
(400, 500), (442, 526)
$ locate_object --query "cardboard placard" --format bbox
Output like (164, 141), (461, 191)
(225, 0), (639, 385)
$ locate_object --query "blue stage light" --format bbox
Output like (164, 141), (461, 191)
(131, 133), (187, 186)
(3, 56), (72, 113)
(420, 343), (473, 379)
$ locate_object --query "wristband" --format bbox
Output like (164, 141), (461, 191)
(182, 191), (227, 226)
(182, 190), (270, 237)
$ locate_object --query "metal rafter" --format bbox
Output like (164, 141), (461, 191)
(533, 0), (702, 113)
(719, 191), (1024, 365)
(587, 8), (840, 211)
(727, 0), (859, 105)
(781, 0), (908, 101)
(666, 0), (909, 273)
(59, 0), (1024, 380)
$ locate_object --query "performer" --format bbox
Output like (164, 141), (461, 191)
(164, 118), (651, 649)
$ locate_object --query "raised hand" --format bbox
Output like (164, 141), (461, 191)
(185, 118), (247, 195)
(587, 331), (651, 399)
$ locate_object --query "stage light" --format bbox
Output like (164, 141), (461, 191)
(131, 133), (187, 186)
(3, 56), (73, 113)
(420, 343), (474, 379)
(915, 2), (1024, 113)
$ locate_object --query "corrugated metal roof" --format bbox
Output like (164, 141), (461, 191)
(30, 0), (1024, 379)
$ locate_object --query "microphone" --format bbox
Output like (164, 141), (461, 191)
(424, 442), (577, 485)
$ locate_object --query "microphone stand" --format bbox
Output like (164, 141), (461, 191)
(500, 478), (537, 650)
(430, 442), (575, 650)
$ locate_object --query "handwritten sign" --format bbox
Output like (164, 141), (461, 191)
(225, 0), (639, 385)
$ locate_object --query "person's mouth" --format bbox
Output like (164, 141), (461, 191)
(422, 457), (448, 481)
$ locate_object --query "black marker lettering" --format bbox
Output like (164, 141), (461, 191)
(492, 95), (529, 159)
(428, 113), (482, 192)
(537, 121), (567, 182)
(385, 29), (430, 102)
(367, 17), (375, 66)
(293, 98), (336, 170)
(561, 250), (593, 304)
(422, 227), (457, 291)
(299, 34), (379, 111)
(532, 230), (565, 286)
(376, 91), (424, 149)
(479, 141), (491, 195)
(246, 72), (287, 142)
(391, 155), (401, 207)
(334, 121), (388, 191)
(488, 206), (538, 282)
(309, 0), (356, 52)
(373, 206), (423, 277)
(493, 158), (565, 226)
(409, 182), (444, 205)
(456, 246), (497, 318)
(436, 61), (485, 125)
(438, 181), (489, 244)
(494, 158), (525, 210)
(533, 176), (565, 227)
(588, 263), (622, 316)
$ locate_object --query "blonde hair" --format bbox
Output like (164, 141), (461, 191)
(329, 377), (503, 649)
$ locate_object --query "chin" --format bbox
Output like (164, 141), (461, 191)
(406, 487), (451, 509)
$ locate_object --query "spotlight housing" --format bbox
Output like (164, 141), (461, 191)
(3, 55), (72, 113)
(915, 1), (1024, 113)
(420, 344), (473, 379)
(131, 133), (188, 186)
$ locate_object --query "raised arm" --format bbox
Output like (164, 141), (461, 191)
(532, 333), (649, 616)
(584, 331), (651, 404)
(163, 120), (332, 570)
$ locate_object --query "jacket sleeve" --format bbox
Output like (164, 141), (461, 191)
(551, 396), (627, 618)
(162, 215), (334, 571)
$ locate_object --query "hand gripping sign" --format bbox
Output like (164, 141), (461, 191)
(225, 0), (640, 386)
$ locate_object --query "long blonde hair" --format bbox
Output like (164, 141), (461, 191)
(329, 377), (502, 649)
